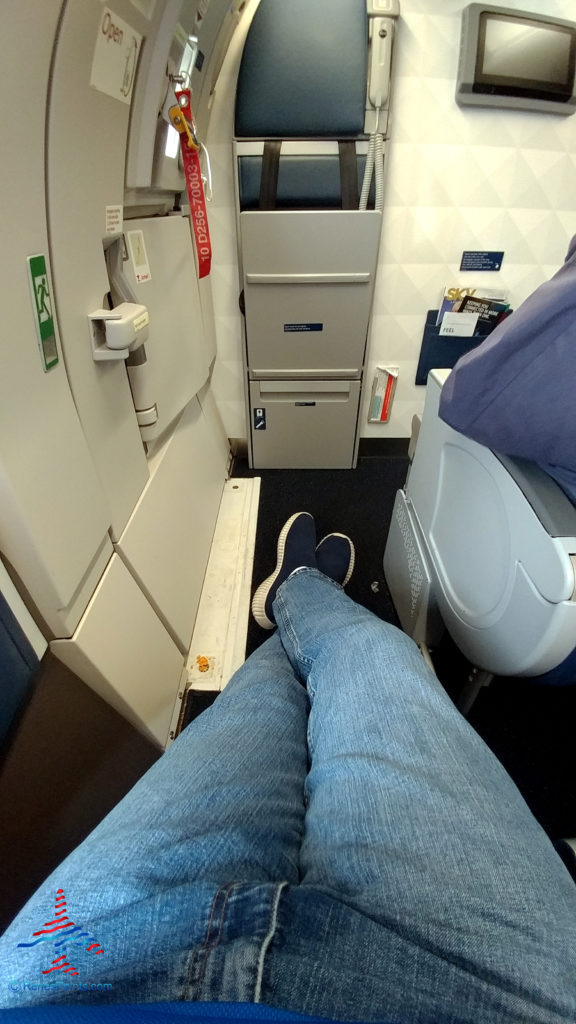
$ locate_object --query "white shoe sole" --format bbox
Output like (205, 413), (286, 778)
(251, 512), (314, 629)
(316, 533), (355, 587)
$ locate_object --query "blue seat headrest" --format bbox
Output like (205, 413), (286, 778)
(235, 0), (367, 139)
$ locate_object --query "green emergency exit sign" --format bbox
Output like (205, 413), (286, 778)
(27, 254), (59, 371)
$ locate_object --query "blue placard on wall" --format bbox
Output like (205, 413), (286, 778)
(460, 251), (504, 271)
(283, 323), (323, 332)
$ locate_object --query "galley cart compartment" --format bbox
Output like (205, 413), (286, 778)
(241, 210), (381, 377)
(249, 379), (361, 469)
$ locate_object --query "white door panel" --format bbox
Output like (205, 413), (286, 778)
(117, 396), (228, 653)
(0, 0), (114, 637)
(50, 554), (184, 747)
(1, 0), (233, 743)
(47, 0), (150, 541)
(122, 216), (211, 441)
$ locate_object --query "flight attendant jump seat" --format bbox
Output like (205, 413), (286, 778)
(234, 0), (397, 468)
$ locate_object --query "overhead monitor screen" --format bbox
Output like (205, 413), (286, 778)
(456, 4), (576, 114)
(477, 14), (574, 97)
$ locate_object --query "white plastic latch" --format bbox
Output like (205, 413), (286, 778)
(88, 302), (150, 361)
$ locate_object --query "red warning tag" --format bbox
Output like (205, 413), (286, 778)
(171, 90), (212, 279)
(380, 370), (396, 421)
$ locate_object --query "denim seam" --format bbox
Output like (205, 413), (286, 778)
(182, 882), (233, 997)
(275, 572), (341, 680)
(254, 881), (288, 1003)
(282, 613), (311, 676)
(280, 601), (317, 753)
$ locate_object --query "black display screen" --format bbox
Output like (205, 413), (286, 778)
(474, 13), (576, 101)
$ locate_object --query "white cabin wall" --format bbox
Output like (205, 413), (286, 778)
(206, 0), (576, 443)
(364, 0), (576, 438)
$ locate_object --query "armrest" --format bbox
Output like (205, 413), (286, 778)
(495, 454), (576, 540)
(432, 367), (576, 540)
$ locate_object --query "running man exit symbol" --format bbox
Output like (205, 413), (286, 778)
(27, 254), (59, 372)
(34, 276), (52, 323)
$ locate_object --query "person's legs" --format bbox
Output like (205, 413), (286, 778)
(265, 569), (576, 1022)
(0, 632), (309, 1006)
(5, 508), (576, 1021)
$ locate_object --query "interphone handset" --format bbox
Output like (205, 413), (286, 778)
(360, 0), (399, 205)
(366, 0), (400, 110)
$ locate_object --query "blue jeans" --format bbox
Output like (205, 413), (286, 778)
(2, 570), (576, 1022)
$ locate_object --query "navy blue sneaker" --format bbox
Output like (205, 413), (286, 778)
(315, 533), (355, 586)
(251, 512), (317, 629)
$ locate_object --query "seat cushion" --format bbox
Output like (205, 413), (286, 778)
(237, 154), (372, 210)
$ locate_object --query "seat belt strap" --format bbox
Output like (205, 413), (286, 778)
(259, 141), (282, 210)
(338, 141), (359, 210)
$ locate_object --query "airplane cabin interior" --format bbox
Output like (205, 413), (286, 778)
(1, 0), (576, 941)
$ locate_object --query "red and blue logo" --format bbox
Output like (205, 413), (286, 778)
(17, 888), (104, 977)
